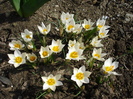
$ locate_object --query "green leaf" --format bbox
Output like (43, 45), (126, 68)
(84, 27), (98, 43)
(9, 0), (23, 17)
(21, 0), (50, 17)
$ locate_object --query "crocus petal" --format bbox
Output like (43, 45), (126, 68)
(56, 81), (63, 86)
(37, 26), (43, 33)
(14, 63), (20, 68)
(73, 68), (78, 74)
(81, 77), (89, 83)
(79, 65), (85, 72)
(48, 74), (54, 78)
(76, 80), (83, 87)
(104, 58), (113, 66)
(112, 62), (119, 69)
(8, 60), (14, 64)
(43, 83), (49, 90)
(49, 86), (56, 91)
(71, 75), (76, 81)
(8, 54), (15, 59)
(110, 72), (122, 76)
(14, 50), (21, 57)
(41, 77), (48, 82)
(84, 71), (92, 77)
(55, 74), (61, 80)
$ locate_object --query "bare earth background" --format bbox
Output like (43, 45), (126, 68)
(0, 0), (133, 99)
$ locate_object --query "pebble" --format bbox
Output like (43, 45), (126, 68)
(125, 13), (133, 22)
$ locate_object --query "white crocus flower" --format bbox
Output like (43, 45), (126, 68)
(65, 19), (75, 33)
(27, 42), (34, 50)
(49, 39), (65, 53)
(68, 40), (77, 48)
(73, 24), (82, 34)
(61, 12), (74, 24)
(37, 22), (51, 35)
(9, 40), (24, 50)
(71, 66), (91, 87)
(98, 27), (109, 38)
(21, 29), (33, 42)
(68, 40), (85, 50)
(41, 74), (63, 91)
(78, 41), (85, 50)
(26, 53), (37, 63)
(39, 46), (52, 58)
(82, 19), (94, 31)
(8, 50), (26, 68)
(96, 16), (110, 30)
(102, 58), (121, 75)
(92, 48), (106, 61)
(66, 45), (86, 61)
(91, 36), (103, 47)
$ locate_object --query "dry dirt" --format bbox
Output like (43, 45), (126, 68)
(0, 0), (133, 99)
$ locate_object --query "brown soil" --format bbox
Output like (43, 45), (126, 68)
(0, 0), (133, 99)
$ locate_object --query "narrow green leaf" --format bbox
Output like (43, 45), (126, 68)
(21, 0), (50, 17)
(9, 0), (23, 17)
(84, 27), (98, 43)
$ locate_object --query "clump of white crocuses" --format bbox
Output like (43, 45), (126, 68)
(7, 12), (121, 94)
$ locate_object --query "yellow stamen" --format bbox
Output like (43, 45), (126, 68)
(105, 66), (114, 72)
(43, 29), (47, 32)
(42, 51), (48, 57)
(98, 25), (103, 28)
(15, 57), (22, 63)
(70, 44), (74, 47)
(85, 25), (90, 29)
(14, 44), (21, 49)
(94, 54), (100, 58)
(30, 56), (36, 61)
(66, 17), (69, 20)
(52, 46), (59, 52)
(68, 25), (74, 30)
(47, 78), (55, 85)
(100, 33), (105, 36)
(76, 72), (84, 80)
(70, 51), (78, 58)
(26, 35), (31, 39)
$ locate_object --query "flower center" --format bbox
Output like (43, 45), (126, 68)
(85, 25), (90, 29)
(68, 25), (74, 30)
(98, 25), (103, 28)
(43, 29), (47, 32)
(52, 46), (59, 52)
(14, 44), (21, 48)
(79, 46), (84, 49)
(70, 44), (74, 47)
(100, 33), (105, 36)
(47, 78), (56, 85)
(42, 51), (48, 57)
(30, 56), (36, 61)
(15, 57), (22, 63)
(26, 35), (31, 39)
(105, 66), (114, 72)
(70, 51), (78, 58)
(94, 54), (100, 58)
(66, 17), (69, 20)
(76, 72), (84, 80)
